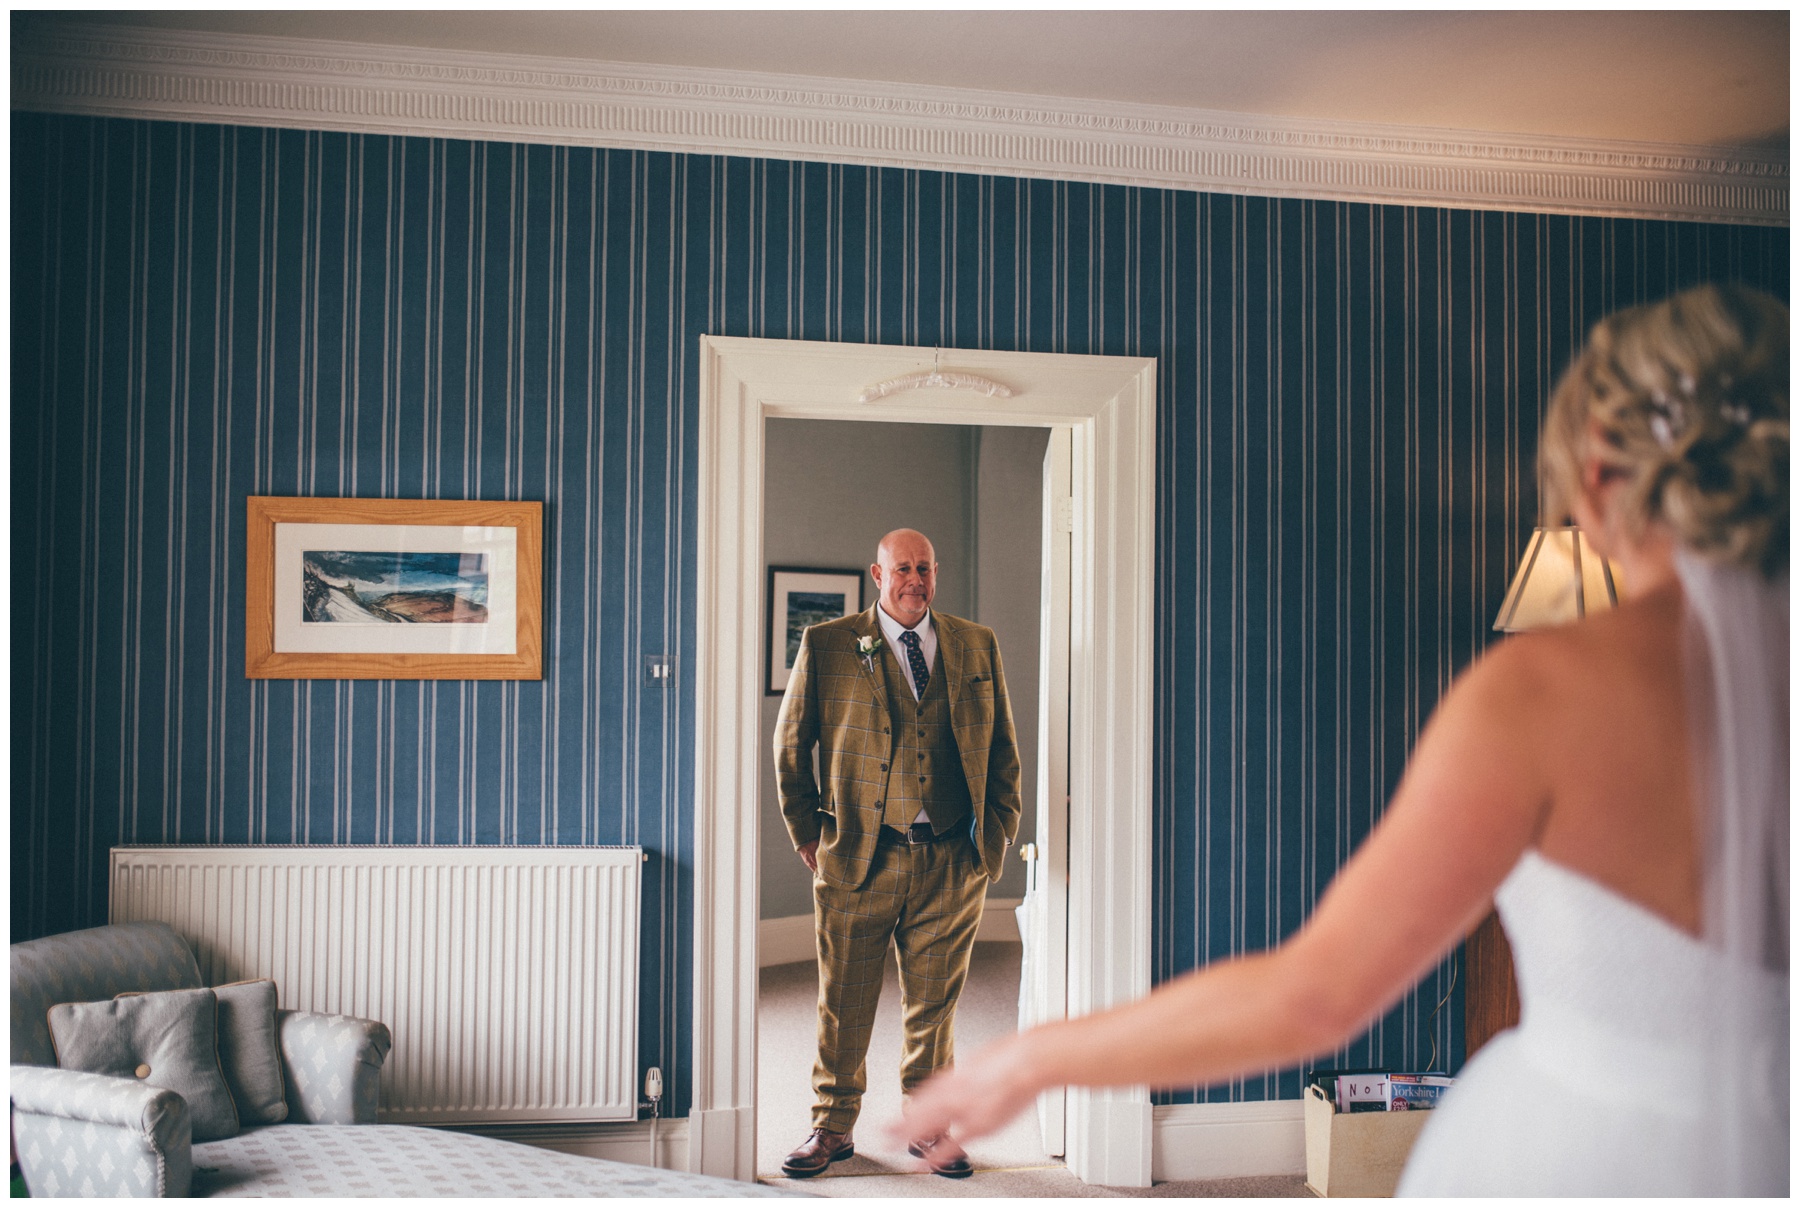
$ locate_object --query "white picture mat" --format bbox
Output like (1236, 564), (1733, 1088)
(768, 570), (861, 693)
(273, 522), (518, 654)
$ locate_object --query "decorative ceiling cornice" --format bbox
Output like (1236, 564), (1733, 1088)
(13, 23), (1787, 226)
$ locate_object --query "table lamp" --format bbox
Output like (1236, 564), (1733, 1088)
(1492, 526), (1620, 633)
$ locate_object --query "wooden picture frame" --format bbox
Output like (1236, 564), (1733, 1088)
(246, 496), (543, 680)
(766, 566), (866, 695)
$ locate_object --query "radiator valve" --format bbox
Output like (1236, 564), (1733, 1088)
(640, 1066), (663, 1168)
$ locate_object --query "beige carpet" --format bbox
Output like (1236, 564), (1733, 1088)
(756, 942), (1308, 1198)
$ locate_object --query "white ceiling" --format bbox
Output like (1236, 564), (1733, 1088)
(26, 9), (1790, 149)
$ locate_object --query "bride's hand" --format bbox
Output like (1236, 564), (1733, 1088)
(890, 1030), (1047, 1148)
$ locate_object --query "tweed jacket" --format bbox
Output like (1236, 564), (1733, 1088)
(775, 606), (1023, 891)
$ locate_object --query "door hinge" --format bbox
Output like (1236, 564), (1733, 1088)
(1054, 496), (1076, 533)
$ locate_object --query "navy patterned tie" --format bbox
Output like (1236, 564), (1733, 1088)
(899, 629), (930, 698)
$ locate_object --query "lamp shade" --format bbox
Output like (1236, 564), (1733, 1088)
(1492, 527), (1621, 632)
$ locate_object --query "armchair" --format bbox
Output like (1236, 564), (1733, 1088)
(10, 921), (390, 1195)
(11, 921), (787, 1197)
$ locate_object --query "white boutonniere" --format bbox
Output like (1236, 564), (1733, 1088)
(856, 635), (884, 672)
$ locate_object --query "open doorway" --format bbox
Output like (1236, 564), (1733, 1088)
(752, 418), (1054, 1187)
(691, 336), (1155, 1188)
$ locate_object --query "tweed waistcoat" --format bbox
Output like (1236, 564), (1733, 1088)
(879, 642), (972, 832)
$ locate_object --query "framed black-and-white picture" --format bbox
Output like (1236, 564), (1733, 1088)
(766, 566), (865, 695)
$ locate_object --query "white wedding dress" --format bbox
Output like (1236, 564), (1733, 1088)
(1401, 552), (1788, 1197)
(1397, 848), (1788, 1197)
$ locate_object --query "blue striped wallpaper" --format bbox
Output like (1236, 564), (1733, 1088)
(12, 113), (1787, 1115)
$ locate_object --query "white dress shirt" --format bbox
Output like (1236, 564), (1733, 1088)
(875, 605), (936, 701)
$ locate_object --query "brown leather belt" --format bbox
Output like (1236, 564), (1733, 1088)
(883, 822), (947, 846)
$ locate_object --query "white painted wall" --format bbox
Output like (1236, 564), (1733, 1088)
(972, 425), (1051, 899)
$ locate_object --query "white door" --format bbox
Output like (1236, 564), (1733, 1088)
(1018, 424), (1072, 1156)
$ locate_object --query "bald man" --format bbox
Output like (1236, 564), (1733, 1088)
(774, 528), (1022, 1179)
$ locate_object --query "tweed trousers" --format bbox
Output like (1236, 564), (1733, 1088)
(810, 831), (987, 1132)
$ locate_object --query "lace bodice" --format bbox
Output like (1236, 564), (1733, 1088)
(1398, 848), (1788, 1196)
(1495, 850), (1784, 1105)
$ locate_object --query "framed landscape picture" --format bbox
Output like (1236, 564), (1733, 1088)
(767, 566), (865, 695)
(245, 496), (543, 680)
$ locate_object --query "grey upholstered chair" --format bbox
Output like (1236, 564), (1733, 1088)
(10, 921), (390, 1196)
(11, 920), (793, 1198)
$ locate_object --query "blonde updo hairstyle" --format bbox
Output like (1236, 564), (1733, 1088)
(1539, 283), (1788, 579)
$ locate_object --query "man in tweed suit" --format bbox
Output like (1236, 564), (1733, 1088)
(775, 528), (1022, 1179)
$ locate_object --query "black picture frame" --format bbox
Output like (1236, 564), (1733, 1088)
(766, 566), (866, 695)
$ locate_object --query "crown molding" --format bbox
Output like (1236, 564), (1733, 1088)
(13, 23), (1787, 226)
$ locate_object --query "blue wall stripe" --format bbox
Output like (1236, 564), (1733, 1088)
(11, 113), (1788, 1116)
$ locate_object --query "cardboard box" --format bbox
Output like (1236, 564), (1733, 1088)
(1303, 1082), (1431, 1197)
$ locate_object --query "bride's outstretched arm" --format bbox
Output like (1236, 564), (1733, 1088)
(895, 636), (1557, 1146)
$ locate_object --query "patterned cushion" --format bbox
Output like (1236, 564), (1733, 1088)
(49, 987), (241, 1141)
(11, 922), (202, 1067)
(191, 1125), (794, 1197)
(215, 980), (288, 1125)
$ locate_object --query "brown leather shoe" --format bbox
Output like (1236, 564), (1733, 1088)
(780, 1128), (855, 1178)
(908, 1134), (974, 1179)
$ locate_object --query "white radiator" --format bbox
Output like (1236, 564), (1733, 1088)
(109, 845), (642, 1125)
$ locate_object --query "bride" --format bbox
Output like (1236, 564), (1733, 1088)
(893, 283), (1788, 1196)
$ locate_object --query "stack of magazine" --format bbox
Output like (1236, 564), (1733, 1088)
(1307, 1069), (1453, 1112)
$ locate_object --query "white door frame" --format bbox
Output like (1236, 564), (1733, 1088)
(691, 335), (1156, 1187)
(1030, 424), (1074, 1154)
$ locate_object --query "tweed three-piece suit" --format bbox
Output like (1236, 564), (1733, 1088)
(775, 604), (1022, 1132)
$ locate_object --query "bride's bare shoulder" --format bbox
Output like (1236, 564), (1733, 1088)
(1469, 586), (1683, 717)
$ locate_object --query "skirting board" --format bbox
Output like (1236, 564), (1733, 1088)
(451, 1119), (689, 1172)
(1151, 1100), (1307, 1182)
(758, 898), (1022, 968)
